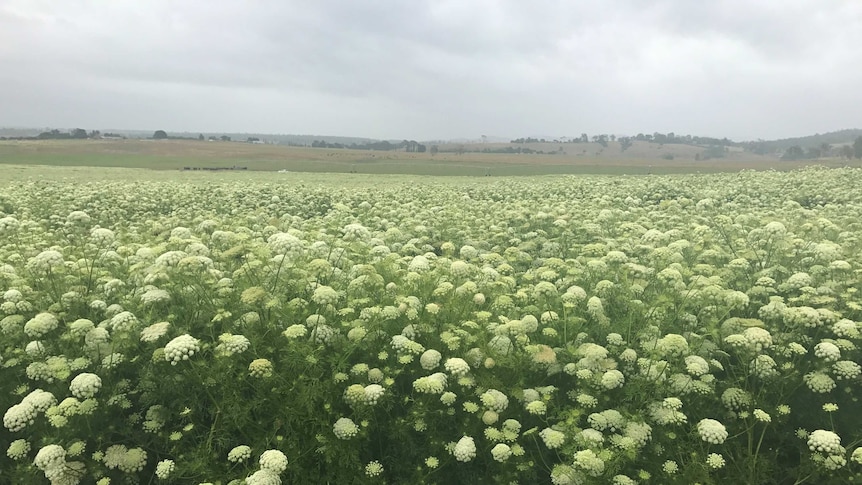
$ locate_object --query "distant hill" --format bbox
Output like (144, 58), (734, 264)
(748, 129), (862, 151)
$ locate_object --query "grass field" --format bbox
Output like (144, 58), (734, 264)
(1, 139), (857, 175)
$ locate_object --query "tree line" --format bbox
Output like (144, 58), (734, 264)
(310, 139), (427, 152)
(781, 136), (862, 161)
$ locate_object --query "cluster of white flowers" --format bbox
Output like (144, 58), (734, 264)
(490, 443), (512, 462)
(480, 389), (509, 412)
(101, 444), (147, 473)
(365, 460), (384, 477)
(706, 453), (726, 469)
(601, 369), (625, 389)
(155, 459), (176, 479)
(419, 349), (442, 370)
(803, 372), (836, 393)
(573, 449), (605, 476)
(268, 232), (303, 255)
(413, 373), (448, 394)
(246, 469), (282, 485)
(333, 417), (359, 440)
(443, 357), (470, 376)
(697, 419), (728, 444)
(140, 321), (171, 342)
(23, 313), (59, 338)
(391, 335), (424, 355)
(363, 384), (385, 405)
(228, 445), (253, 463)
(5, 167), (862, 483)
(311, 285), (338, 306)
(647, 398), (687, 426)
(282, 324), (307, 339)
(109, 311), (139, 333)
(164, 334), (200, 365)
(453, 436), (477, 462)
(216, 333), (251, 356)
(808, 430), (843, 455)
(140, 287), (171, 306)
(539, 427), (566, 449)
(813, 341), (841, 362)
(6, 439), (30, 460)
(4, 402), (38, 432)
(249, 358), (274, 378)
(69, 373), (102, 399)
(259, 449), (289, 474)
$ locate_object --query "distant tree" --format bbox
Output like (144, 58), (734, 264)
(89, 130), (101, 139)
(703, 145), (727, 159)
(746, 141), (769, 155)
(781, 145), (805, 161)
(619, 137), (633, 152)
(855, 136), (862, 159)
(609, 134), (616, 142)
(198, 134), (204, 141)
(820, 142), (831, 157)
(417, 144), (426, 153)
(580, 133), (588, 143)
(220, 135), (231, 142)
(840, 145), (854, 159)
(806, 147), (821, 159)
(430, 145), (439, 156)
(71, 128), (88, 139)
(153, 130), (168, 140)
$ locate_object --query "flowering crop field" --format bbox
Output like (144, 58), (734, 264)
(2, 165), (862, 484)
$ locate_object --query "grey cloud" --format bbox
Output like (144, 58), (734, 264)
(1, 0), (861, 139)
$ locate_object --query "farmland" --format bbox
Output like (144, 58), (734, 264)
(1, 139), (856, 176)
(2, 164), (862, 484)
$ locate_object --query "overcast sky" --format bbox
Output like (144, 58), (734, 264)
(1, 0), (860, 141)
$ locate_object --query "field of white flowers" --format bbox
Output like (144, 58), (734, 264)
(2, 166), (862, 484)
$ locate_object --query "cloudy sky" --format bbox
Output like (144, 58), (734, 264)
(1, 0), (860, 141)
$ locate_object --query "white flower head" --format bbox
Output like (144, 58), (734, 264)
(697, 419), (728, 444)
(419, 349), (442, 370)
(23, 313), (59, 339)
(164, 334), (200, 365)
(444, 358), (470, 376)
(228, 445), (252, 463)
(808, 430), (842, 455)
(34, 444), (66, 471)
(453, 436), (477, 462)
(490, 443), (512, 462)
(539, 428), (566, 449)
(259, 449), (288, 474)
(333, 418), (359, 440)
(69, 373), (102, 399)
